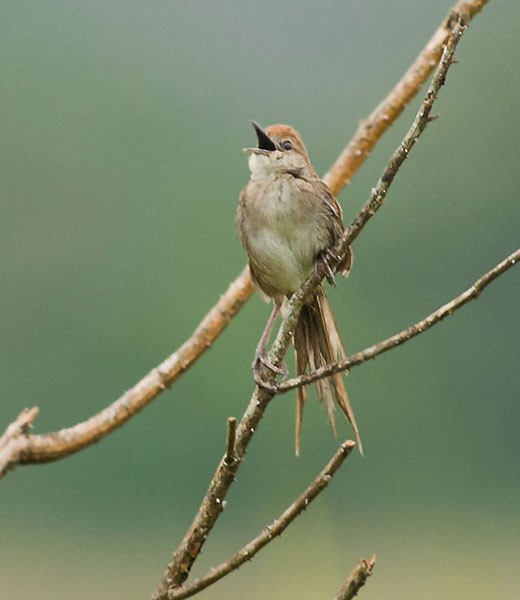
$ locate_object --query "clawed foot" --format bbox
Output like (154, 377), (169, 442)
(253, 352), (287, 376)
(253, 370), (279, 393)
(252, 302), (287, 392)
(315, 249), (340, 286)
(252, 353), (288, 392)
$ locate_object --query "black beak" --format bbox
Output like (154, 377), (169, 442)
(252, 121), (276, 152)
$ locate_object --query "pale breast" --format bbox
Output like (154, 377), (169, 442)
(241, 177), (330, 296)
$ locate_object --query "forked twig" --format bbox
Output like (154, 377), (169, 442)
(162, 441), (356, 600)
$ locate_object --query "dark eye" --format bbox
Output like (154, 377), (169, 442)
(281, 140), (293, 151)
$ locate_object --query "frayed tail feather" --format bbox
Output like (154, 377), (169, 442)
(293, 287), (362, 455)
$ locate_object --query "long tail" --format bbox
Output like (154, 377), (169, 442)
(293, 287), (362, 455)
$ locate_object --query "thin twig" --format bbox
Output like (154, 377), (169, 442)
(275, 249), (520, 392)
(154, 15), (472, 596)
(0, 268), (253, 480)
(161, 440), (356, 600)
(331, 16), (468, 272)
(323, 0), (490, 195)
(333, 555), (377, 600)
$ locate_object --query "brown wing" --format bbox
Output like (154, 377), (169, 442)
(313, 179), (354, 277)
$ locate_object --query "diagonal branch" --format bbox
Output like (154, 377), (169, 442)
(162, 440), (356, 600)
(333, 555), (377, 600)
(276, 249), (520, 393)
(154, 14), (473, 597)
(0, 268), (253, 480)
(153, 380), (281, 596)
(323, 0), (490, 195)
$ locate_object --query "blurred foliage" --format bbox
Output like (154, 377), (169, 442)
(1, 2), (518, 599)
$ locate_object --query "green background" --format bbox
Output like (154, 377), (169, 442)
(1, 2), (518, 598)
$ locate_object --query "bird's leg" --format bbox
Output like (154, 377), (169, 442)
(253, 302), (284, 373)
(252, 302), (287, 390)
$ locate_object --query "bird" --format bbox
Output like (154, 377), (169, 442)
(235, 121), (361, 454)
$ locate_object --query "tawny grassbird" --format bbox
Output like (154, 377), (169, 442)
(235, 122), (361, 454)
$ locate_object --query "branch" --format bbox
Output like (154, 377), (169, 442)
(0, 268), (253, 480)
(161, 440), (356, 600)
(331, 15), (468, 269)
(276, 249), (520, 393)
(323, 0), (490, 195)
(154, 14), (477, 595)
(333, 555), (377, 600)
(153, 384), (277, 596)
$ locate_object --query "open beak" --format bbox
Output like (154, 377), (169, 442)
(252, 121), (277, 151)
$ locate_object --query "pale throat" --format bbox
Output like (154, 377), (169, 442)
(247, 152), (281, 180)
